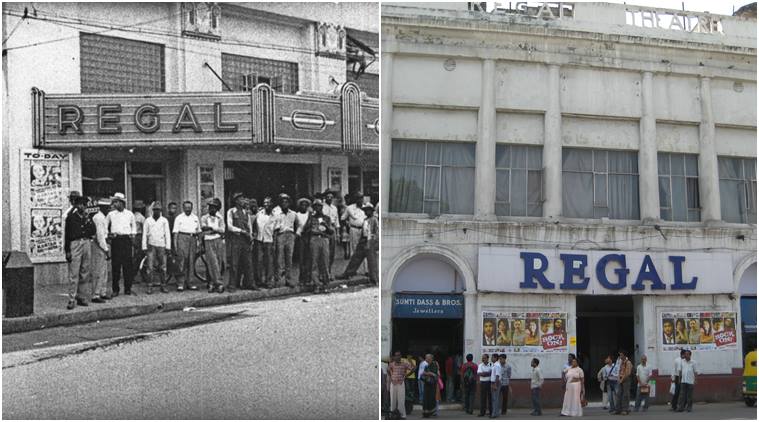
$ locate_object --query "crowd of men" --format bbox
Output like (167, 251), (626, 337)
(64, 189), (378, 310)
(383, 348), (701, 419)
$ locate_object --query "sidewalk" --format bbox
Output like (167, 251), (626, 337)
(3, 256), (372, 334)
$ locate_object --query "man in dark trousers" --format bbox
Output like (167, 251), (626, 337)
(106, 192), (136, 296)
(460, 354), (479, 414)
(303, 199), (334, 291)
(671, 349), (686, 411)
(477, 354), (492, 417)
(336, 202), (378, 284)
(227, 193), (254, 291)
(64, 194), (95, 309)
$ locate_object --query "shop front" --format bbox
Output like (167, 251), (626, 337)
(22, 82), (378, 285)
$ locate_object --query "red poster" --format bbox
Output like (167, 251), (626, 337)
(714, 329), (736, 347)
(541, 333), (567, 350)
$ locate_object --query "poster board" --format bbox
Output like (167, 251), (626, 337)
(660, 311), (738, 351)
(21, 149), (72, 263)
(482, 311), (568, 354)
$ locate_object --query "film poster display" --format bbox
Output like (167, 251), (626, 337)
(22, 149), (71, 263)
(660, 311), (738, 351)
(482, 311), (568, 354)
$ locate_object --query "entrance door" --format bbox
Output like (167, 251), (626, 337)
(130, 177), (164, 209)
(576, 295), (634, 400)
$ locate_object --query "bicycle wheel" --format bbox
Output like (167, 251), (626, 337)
(193, 253), (210, 284)
(138, 255), (149, 284)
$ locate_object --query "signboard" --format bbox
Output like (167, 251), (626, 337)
(32, 83), (378, 150)
(22, 149), (71, 263)
(660, 311), (738, 351)
(482, 311), (568, 354)
(478, 247), (733, 295)
(392, 294), (464, 319)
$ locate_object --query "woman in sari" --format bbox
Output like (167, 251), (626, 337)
(560, 357), (585, 417)
(421, 354), (439, 418)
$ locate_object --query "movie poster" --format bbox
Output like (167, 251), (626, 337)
(482, 311), (568, 354)
(660, 311), (738, 351)
(22, 149), (71, 263)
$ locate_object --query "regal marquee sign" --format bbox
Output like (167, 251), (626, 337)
(31, 83), (378, 150)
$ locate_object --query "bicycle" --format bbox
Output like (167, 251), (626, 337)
(138, 235), (224, 286)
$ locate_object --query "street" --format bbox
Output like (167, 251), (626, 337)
(3, 287), (379, 419)
(400, 402), (757, 420)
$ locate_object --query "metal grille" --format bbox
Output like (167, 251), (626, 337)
(80, 33), (165, 93)
(346, 70), (378, 98)
(221, 53), (298, 94)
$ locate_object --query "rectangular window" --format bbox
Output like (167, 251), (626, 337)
(346, 70), (378, 98)
(495, 145), (543, 217)
(221, 53), (298, 94)
(719, 157), (757, 224)
(80, 33), (165, 93)
(658, 153), (700, 222)
(562, 148), (639, 220)
(389, 140), (475, 216)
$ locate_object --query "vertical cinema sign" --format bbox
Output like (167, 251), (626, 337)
(31, 83), (378, 150)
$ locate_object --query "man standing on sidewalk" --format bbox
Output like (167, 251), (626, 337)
(173, 201), (200, 291)
(106, 192), (136, 296)
(274, 194), (297, 288)
(530, 358), (544, 416)
(227, 193), (254, 292)
(460, 354), (479, 414)
(90, 198), (111, 302)
(490, 354), (504, 418)
(295, 198), (312, 286)
(478, 354), (492, 417)
(388, 351), (414, 419)
(676, 350), (698, 413)
(500, 354), (513, 416)
(671, 349), (686, 411)
(64, 194), (95, 309)
(304, 199), (333, 291)
(255, 197), (276, 288)
(323, 190), (339, 279)
(201, 198), (226, 293)
(142, 201), (171, 294)
(340, 192), (366, 272)
(607, 351), (620, 413)
(337, 203), (378, 284)
(634, 354), (652, 412)
(614, 350), (633, 415)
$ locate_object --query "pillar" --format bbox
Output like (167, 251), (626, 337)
(475, 59), (496, 220)
(380, 52), (393, 215)
(697, 76), (721, 223)
(639, 71), (660, 223)
(381, 289), (393, 358)
(464, 291), (478, 356)
(542, 64), (562, 219)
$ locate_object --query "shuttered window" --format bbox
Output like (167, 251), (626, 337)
(80, 33), (165, 93)
(221, 53), (298, 94)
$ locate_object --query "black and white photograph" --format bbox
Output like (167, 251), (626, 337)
(2, 2), (379, 419)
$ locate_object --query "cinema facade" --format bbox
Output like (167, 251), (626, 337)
(380, 2), (756, 405)
(2, 2), (378, 286)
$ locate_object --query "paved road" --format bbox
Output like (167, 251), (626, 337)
(399, 401), (757, 420)
(3, 287), (379, 419)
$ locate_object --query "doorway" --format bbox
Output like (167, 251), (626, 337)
(576, 295), (634, 401)
(224, 161), (312, 208)
(131, 177), (164, 208)
(392, 317), (464, 402)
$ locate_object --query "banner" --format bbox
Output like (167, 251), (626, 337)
(22, 150), (71, 263)
(393, 294), (464, 319)
(482, 311), (568, 354)
(660, 311), (738, 351)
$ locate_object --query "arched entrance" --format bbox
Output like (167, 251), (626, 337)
(738, 262), (756, 356)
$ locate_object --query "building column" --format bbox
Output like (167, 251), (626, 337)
(381, 289), (393, 358)
(464, 291), (478, 356)
(639, 71), (660, 223)
(542, 64), (562, 219)
(475, 59), (496, 220)
(380, 52), (393, 215)
(698, 76), (722, 223)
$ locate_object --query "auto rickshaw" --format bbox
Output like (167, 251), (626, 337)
(743, 350), (757, 406)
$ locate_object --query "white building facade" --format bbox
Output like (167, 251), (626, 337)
(381, 2), (756, 405)
(3, 2), (379, 286)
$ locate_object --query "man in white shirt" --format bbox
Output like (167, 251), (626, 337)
(90, 198), (111, 302)
(676, 350), (697, 413)
(490, 354), (504, 418)
(418, 356), (430, 404)
(671, 349), (686, 411)
(275, 194), (298, 287)
(323, 190), (340, 278)
(634, 354), (653, 412)
(142, 201), (171, 294)
(227, 193), (254, 292)
(173, 201), (201, 291)
(201, 198), (226, 293)
(340, 192), (366, 273)
(256, 197), (276, 287)
(530, 358), (544, 416)
(106, 192), (136, 296)
(477, 354), (493, 417)
(607, 353), (621, 413)
(598, 356), (613, 409)
(295, 198), (312, 285)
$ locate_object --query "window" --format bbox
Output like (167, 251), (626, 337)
(389, 140), (475, 216)
(719, 157), (757, 224)
(80, 33), (165, 93)
(221, 53), (298, 94)
(82, 161), (125, 200)
(495, 145), (543, 217)
(562, 148), (639, 220)
(346, 70), (378, 98)
(658, 153), (700, 222)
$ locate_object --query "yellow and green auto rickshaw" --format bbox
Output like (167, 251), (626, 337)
(743, 350), (757, 406)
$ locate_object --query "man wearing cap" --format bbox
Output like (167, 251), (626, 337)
(106, 192), (137, 296)
(256, 197), (277, 287)
(173, 201), (201, 291)
(91, 198), (112, 302)
(274, 193), (298, 287)
(303, 198), (334, 291)
(341, 191), (367, 274)
(142, 201), (172, 294)
(338, 202), (378, 284)
(323, 190), (340, 278)
(295, 197), (312, 286)
(64, 194), (96, 309)
(201, 198), (226, 293)
(227, 193), (255, 292)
